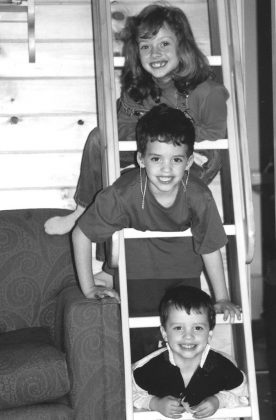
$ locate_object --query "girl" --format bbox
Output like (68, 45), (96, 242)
(44, 3), (229, 237)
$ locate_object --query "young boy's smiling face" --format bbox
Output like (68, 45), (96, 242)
(138, 141), (191, 204)
(160, 306), (211, 367)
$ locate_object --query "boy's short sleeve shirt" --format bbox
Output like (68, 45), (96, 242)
(78, 169), (227, 279)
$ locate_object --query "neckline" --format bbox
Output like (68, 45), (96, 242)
(153, 77), (175, 90)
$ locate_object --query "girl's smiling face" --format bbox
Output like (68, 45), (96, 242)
(161, 306), (212, 367)
(138, 24), (179, 83)
(137, 141), (192, 205)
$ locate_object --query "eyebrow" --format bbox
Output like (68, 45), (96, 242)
(147, 153), (187, 158)
(170, 322), (209, 327)
(138, 34), (176, 43)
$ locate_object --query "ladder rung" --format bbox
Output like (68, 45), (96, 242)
(123, 225), (235, 238)
(129, 313), (243, 329)
(114, 56), (222, 68)
(134, 406), (251, 419)
(119, 139), (228, 151)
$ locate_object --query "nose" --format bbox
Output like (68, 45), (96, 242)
(182, 328), (194, 339)
(161, 159), (172, 172)
(151, 44), (162, 57)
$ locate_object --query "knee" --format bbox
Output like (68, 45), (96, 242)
(84, 127), (101, 153)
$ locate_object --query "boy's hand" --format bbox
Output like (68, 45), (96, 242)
(86, 285), (120, 302)
(150, 396), (184, 418)
(214, 299), (242, 322)
(190, 396), (219, 418)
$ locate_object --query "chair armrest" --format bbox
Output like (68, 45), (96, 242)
(55, 285), (125, 420)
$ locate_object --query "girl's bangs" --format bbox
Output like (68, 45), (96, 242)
(138, 20), (163, 40)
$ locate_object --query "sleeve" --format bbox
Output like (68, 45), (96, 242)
(132, 370), (154, 410)
(215, 372), (249, 408)
(190, 187), (227, 254)
(188, 82), (229, 142)
(77, 186), (129, 242)
(131, 349), (167, 410)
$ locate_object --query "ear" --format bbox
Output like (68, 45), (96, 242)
(160, 326), (167, 342)
(137, 152), (145, 168)
(208, 330), (213, 344)
(185, 153), (194, 171)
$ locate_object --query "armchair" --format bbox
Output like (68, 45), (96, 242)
(0, 209), (125, 420)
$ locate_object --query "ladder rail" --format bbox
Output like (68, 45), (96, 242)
(228, 0), (255, 264)
(90, 0), (120, 188)
(118, 230), (134, 420)
(90, 1), (133, 418)
(217, 1), (259, 419)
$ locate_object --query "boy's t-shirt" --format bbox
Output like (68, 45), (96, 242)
(78, 168), (227, 280)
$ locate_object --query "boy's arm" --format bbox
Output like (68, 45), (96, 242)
(202, 250), (241, 320)
(72, 225), (120, 301)
(214, 371), (249, 408)
(132, 370), (154, 410)
(132, 372), (184, 417)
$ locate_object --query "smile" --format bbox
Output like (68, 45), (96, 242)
(150, 61), (167, 68)
(180, 344), (196, 349)
(158, 177), (173, 184)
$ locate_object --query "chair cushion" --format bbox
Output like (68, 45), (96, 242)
(0, 327), (70, 410)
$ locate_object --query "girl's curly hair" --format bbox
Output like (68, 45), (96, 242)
(121, 3), (212, 103)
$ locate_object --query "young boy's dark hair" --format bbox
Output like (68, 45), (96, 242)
(159, 285), (216, 331)
(136, 104), (195, 156)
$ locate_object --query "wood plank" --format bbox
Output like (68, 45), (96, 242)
(0, 116), (97, 152)
(0, 5), (93, 40)
(0, 188), (76, 210)
(0, 153), (82, 188)
(0, 79), (97, 115)
(0, 42), (94, 77)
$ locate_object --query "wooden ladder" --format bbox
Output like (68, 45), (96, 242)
(90, 0), (259, 419)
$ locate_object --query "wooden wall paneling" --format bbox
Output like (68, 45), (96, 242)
(0, 115), (97, 152)
(0, 42), (95, 77)
(0, 189), (76, 210)
(0, 79), (96, 114)
(0, 152), (81, 188)
(0, 5), (93, 40)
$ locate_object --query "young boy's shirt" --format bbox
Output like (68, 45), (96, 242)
(132, 345), (249, 410)
(78, 168), (227, 280)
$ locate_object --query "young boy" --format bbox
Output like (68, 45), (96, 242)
(72, 104), (241, 346)
(132, 285), (248, 419)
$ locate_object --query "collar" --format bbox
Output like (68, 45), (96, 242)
(167, 343), (211, 368)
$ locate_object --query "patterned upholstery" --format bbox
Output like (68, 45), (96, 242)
(0, 209), (125, 420)
(0, 327), (70, 410)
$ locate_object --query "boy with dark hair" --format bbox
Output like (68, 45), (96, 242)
(72, 104), (241, 359)
(132, 285), (248, 418)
